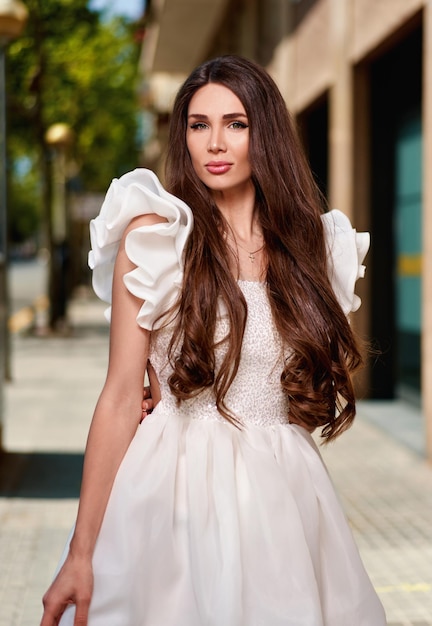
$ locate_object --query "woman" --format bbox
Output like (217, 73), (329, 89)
(41, 55), (386, 625)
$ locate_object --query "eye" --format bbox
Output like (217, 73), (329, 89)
(229, 121), (248, 130)
(189, 122), (208, 130)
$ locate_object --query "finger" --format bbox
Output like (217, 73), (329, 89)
(142, 386), (151, 399)
(140, 407), (153, 423)
(40, 612), (53, 626)
(73, 597), (91, 626)
(41, 596), (74, 626)
(141, 406), (153, 421)
(40, 596), (60, 626)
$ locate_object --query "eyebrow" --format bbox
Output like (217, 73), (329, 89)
(188, 112), (248, 120)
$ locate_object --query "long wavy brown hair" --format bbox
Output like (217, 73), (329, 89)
(164, 55), (362, 441)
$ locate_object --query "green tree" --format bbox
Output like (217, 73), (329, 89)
(7, 0), (142, 245)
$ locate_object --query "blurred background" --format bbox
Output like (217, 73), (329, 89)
(3, 0), (431, 457)
(0, 2), (432, 625)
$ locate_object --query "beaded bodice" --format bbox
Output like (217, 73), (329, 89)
(149, 281), (290, 427)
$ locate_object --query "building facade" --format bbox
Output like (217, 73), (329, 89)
(141, 0), (432, 461)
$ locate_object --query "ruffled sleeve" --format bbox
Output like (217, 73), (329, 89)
(321, 209), (370, 315)
(88, 168), (193, 330)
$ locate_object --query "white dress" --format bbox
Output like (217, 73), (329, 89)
(59, 169), (387, 625)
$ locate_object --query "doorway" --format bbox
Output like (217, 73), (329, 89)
(369, 25), (422, 401)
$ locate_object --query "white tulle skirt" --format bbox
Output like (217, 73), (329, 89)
(58, 409), (386, 626)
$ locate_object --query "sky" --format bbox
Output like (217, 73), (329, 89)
(89, 0), (145, 21)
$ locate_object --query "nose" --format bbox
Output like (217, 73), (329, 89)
(207, 128), (226, 153)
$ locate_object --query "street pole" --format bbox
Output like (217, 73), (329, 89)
(0, 0), (28, 452)
(45, 123), (74, 332)
(0, 44), (7, 450)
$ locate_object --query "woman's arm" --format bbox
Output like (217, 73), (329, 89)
(40, 214), (162, 626)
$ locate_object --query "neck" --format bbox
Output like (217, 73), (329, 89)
(212, 181), (256, 238)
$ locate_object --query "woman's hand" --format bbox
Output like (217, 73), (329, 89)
(141, 385), (154, 421)
(40, 555), (93, 626)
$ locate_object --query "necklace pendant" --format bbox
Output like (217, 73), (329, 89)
(249, 253), (255, 262)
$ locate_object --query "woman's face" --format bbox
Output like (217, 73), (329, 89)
(186, 83), (252, 197)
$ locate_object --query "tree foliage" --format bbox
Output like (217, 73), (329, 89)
(7, 0), (142, 243)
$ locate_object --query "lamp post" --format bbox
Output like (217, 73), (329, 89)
(45, 122), (74, 332)
(0, 0), (28, 451)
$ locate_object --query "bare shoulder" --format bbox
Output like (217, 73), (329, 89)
(124, 213), (168, 236)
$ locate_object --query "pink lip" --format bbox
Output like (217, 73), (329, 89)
(205, 162), (232, 175)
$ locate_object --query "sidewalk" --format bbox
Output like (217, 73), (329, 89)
(0, 293), (109, 626)
(1, 292), (432, 626)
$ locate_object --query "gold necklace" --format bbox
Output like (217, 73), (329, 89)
(235, 241), (265, 263)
